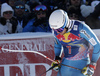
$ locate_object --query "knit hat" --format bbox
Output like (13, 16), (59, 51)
(25, 4), (31, 12)
(80, 5), (93, 18)
(91, 1), (100, 11)
(1, 3), (14, 17)
(14, 1), (25, 7)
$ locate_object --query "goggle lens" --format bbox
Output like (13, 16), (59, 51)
(54, 28), (64, 32)
(35, 5), (47, 11)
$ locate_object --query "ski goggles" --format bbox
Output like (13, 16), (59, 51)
(15, 6), (25, 9)
(53, 28), (64, 32)
(35, 5), (47, 11)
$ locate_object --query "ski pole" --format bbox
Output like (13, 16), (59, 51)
(39, 64), (58, 76)
(0, 47), (81, 71)
(0, 47), (57, 63)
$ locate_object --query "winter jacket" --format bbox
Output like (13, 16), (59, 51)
(22, 18), (51, 32)
(0, 17), (18, 35)
(85, 3), (100, 29)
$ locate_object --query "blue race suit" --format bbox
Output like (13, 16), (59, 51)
(53, 20), (100, 76)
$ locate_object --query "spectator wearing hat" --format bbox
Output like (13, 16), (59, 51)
(0, 3), (18, 35)
(91, 1), (100, 12)
(14, 1), (30, 32)
(22, 5), (51, 32)
(68, 0), (84, 21)
(80, 5), (93, 18)
(84, 3), (100, 29)
(67, 5), (80, 20)
(24, 4), (31, 16)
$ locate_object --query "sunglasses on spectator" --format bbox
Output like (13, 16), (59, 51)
(15, 6), (25, 9)
(35, 5), (47, 11)
(4, 11), (13, 14)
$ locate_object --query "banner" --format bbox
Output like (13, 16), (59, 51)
(0, 32), (57, 76)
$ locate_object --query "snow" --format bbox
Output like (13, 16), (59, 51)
(0, 32), (53, 40)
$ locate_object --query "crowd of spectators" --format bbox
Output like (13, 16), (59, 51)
(0, 0), (100, 35)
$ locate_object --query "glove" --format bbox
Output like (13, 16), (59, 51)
(0, 17), (6, 25)
(51, 56), (61, 71)
(81, 62), (96, 76)
(33, 17), (47, 26)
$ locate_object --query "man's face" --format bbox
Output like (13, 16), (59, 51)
(71, 0), (81, 6)
(15, 5), (25, 16)
(3, 11), (13, 19)
(36, 11), (46, 19)
(69, 13), (78, 20)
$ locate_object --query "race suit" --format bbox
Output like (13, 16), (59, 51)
(53, 20), (100, 76)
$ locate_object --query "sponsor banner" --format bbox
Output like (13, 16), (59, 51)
(0, 33), (57, 76)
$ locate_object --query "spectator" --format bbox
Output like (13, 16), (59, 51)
(0, 3), (18, 35)
(41, 0), (62, 16)
(67, 5), (80, 20)
(91, 0), (100, 12)
(25, 4), (31, 16)
(84, 3), (100, 29)
(27, 0), (40, 12)
(69, 0), (81, 7)
(80, 5), (93, 18)
(68, 0), (84, 21)
(14, 1), (29, 32)
(27, 1), (39, 20)
(23, 5), (51, 32)
(57, 0), (70, 11)
(8, 0), (18, 9)
(0, 0), (8, 16)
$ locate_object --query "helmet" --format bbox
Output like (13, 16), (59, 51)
(49, 9), (69, 30)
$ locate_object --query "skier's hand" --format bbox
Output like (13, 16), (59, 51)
(51, 60), (60, 71)
(81, 62), (96, 76)
(51, 56), (61, 71)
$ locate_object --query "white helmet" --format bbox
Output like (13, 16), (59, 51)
(49, 9), (69, 29)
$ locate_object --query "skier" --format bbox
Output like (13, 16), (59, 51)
(49, 9), (100, 76)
